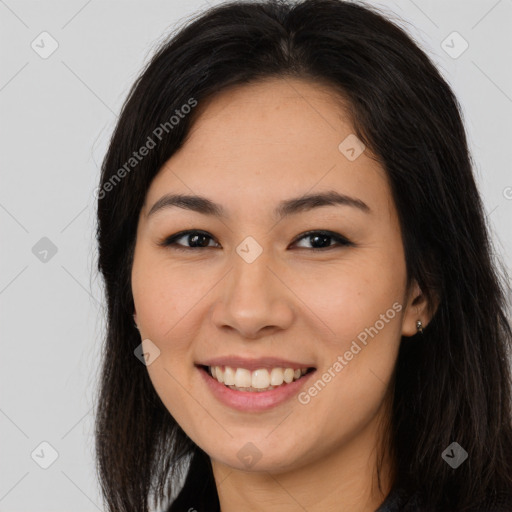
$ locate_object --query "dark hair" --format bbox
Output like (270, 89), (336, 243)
(94, 1), (512, 511)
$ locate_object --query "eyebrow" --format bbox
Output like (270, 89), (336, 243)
(146, 190), (371, 220)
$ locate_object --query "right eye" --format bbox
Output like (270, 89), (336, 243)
(158, 230), (220, 251)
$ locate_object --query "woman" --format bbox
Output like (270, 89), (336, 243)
(94, 1), (512, 511)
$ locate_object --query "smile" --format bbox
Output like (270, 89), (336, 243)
(206, 365), (313, 392)
(196, 361), (317, 412)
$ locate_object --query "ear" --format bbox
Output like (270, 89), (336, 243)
(401, 279), (438, 337)
(133, 308), (138, 328)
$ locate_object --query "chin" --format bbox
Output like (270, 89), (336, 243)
(203, 435), (315, 474)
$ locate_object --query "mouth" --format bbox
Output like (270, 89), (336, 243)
(198, 364), (316, 392)
(195, 358), (317, 412)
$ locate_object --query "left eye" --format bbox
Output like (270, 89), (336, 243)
(159, 229), (353, 251)
(292, 230), (353, 250)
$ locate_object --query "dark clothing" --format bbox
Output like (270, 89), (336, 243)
(167, 485), (512, 511)
(167, 451), (512, 511)
(375, 486), (512, 512)
(375, 487), (422, 512)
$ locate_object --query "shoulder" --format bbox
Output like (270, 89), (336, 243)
(376, 488), (512, 512)
(467, 491), (512, 512)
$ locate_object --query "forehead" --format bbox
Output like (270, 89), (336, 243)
(142, 77), (391, 221)
(185, 77), (352, 146)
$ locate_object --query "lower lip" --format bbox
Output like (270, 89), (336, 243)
(197, 366), (316, 412)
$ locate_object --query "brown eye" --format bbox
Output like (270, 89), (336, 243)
(158, 229), (353, 252)
(291, 230), (353, 250)
(159, 230), (219, 251)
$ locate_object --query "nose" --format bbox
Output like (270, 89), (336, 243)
(210, 249), (295, 340)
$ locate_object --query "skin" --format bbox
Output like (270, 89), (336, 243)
(131, 77), (435, 512)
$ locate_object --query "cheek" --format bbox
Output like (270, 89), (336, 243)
(291, 251), (404, 411)
(131, 250), (213, 412)
(132, 249), (213, 340)
(132, 260), (202, 434)
(292, 251), (405, 346)
(292, 296), (402, 461)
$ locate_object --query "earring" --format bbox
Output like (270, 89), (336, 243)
(416, 319), (424, 334)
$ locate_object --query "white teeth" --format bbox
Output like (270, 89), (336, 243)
(234, 368), (252, 388)
(207, 365), (310, 391)
(283, 368), (294, 383)
(252, 369), (270, 389)
(223, 366), (235, 385)
(270, 368), (284, 386)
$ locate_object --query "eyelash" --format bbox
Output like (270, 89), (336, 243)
(157, 229), (353, 252)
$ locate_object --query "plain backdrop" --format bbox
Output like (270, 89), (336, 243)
(1, 0), (511, 510)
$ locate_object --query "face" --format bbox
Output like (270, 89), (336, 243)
(131, 77), (423, 474)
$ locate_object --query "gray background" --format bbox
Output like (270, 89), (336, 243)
(1, 0), (511, 510)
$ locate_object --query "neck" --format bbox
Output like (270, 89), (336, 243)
(210, 403), (395, 512)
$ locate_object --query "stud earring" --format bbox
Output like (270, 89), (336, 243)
(416, 319), (424, 334)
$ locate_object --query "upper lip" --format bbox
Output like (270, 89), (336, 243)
(197, 356), (316, 372)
